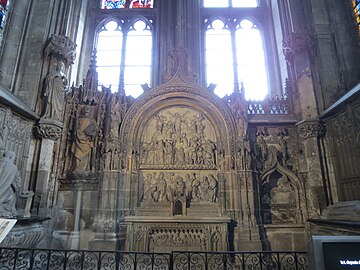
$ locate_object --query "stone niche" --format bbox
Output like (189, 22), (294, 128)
(126, 105), (231, 251)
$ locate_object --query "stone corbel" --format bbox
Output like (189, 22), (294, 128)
(296, 119), (325, 140)
(35, 118), (63, 141)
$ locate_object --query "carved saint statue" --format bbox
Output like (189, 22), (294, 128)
(0, 151), (21, 218)
(43, 62), (68, 121)
(71, 107), (97, 172)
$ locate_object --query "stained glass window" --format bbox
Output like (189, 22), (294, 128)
(100, 0), (154, 9)
(0, 0), (9, 29)
(353, 0), (360, 31)
(96, 19), (153, 98)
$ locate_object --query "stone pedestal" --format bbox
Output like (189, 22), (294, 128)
(124, 216), (230, 252)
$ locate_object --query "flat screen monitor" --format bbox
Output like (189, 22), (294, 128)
(309, 236), (360, 270)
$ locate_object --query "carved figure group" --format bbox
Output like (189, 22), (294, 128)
(141, 111), (217, 169)
(142, 172), (218, 203)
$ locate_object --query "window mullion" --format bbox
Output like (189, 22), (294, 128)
(119, 27), (128, 92)
(230, 24), (239, 92)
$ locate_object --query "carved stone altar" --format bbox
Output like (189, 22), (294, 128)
(125, 216), (229, 252)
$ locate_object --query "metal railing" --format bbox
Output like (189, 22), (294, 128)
(0, 247), (308, 270)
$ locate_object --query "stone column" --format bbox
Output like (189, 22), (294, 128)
(35, 122), (63, 216)
(297, 119), (327, 218)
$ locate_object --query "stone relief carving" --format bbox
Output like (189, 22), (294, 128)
(261, 173), (297, 224)
(141, 171), (218, 204)
(140, 108), (218, 170)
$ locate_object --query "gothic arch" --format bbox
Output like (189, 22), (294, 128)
(260, 162), (306, 224)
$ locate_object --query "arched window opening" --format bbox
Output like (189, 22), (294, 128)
(96, 20), (123, 94)
(95, 19), (153, 98)
(205, 18), (269, 100)
(205, 19), (234, 98)
(236, 19), (268, 101)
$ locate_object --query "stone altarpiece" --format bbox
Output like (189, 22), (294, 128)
(53, 48), (317, 251)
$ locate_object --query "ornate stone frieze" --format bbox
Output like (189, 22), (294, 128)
(44, 35), (76, 67)
(35, 119), (63, 140)
(297, 120), (325, 139)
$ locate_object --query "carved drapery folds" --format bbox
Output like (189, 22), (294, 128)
(138, 107), (220, 205)
(38, 35), (76, 140)
(62, 58), (110, 177)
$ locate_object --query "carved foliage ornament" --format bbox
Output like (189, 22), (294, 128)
(44, 35), (76, 67)
(35, 121), (63, 140)
(297, 121), (325, 139)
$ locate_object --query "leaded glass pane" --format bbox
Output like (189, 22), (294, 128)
(235, 21), (268, 100)
(203, 0), (229, 8)
(232, 0), (258, 7)
(129, 0), (154, 8)
(97, 21), (123, 92)
(353, 0), (360, 31)
(205, 21), (234, 97)
(100, 0), (154, 9)
(0, 0), (9, 30)
(123, 20), (152, 97)
(101, 0), (126, 9)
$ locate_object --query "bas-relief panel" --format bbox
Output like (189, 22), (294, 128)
(138, 107), (220, 206)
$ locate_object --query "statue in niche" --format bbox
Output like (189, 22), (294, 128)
(71, 107), (97, 172)
(0, 151), (21, 218)
(174, 146), (186, 165)
(42, 62), (68, 121)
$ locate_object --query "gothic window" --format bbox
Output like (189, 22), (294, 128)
(353, 0), (360, 31)
(203, 0), (271, 101)
(101, 0), (154, 9)
(96, 1), (155, 98)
